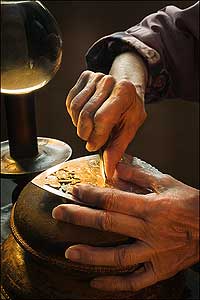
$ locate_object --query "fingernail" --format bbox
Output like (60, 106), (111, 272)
(65, 248), (80, 261)
(52, 207), (63, 220)
(86, 142), (97, 151)
(90, 278), (104, 289)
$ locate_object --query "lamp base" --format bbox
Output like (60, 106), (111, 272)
(1, 137), (72, 176)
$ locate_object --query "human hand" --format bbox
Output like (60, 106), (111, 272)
(66, 70), (146, 178)
(52, 155), (199, 292)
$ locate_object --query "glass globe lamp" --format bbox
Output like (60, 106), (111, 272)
(1, 0), (72, 176)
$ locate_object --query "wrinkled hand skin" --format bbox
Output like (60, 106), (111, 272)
(66, 70), (146, 179)
(52, 155), (199, 292)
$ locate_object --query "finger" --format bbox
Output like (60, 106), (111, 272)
(65, 241), (152, 267)
(70, 73), (104, 125)
(116, 157), (166, 192)
(86, 80), (136, 151)
(52, 204), (146, 240)
(71, 184), (147, 217)
(77, 75), (115, 141)
(103, 120), (138, 179)
(66, 70), (92, 112)
(90, 263), (157, 292)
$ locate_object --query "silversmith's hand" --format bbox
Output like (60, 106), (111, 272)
(66, 52), (147, 179)
(52, 155), (199, 292)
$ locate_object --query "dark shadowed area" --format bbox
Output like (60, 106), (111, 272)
(1, 0), (199, 189)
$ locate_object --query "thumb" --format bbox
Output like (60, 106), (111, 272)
(116, 156), (167, 192)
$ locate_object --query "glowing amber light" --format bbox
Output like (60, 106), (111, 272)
(1, 0), (62, 95)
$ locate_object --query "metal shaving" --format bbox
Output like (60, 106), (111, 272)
(45, 167), (81, 194)
(44, 156), (149, 196)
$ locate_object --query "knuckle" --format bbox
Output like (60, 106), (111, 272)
(67, 86), (75, 98)
(158, 174), (174, 189)
(149, 264), (159, 283)
(88, 95), (100, 105)
(79, 109), (91, 122)
(108, 280), (118, 291)
(94, 111), (105, 125)
(105, 75), (116, 89)
(81, 70), (93, 79)
(66, 87), (76, 106)
(118, 79), (135, 91)
(106, 74), (116, 83)
(92, 72), (105, 83)
(94, 110), (113, 127)
(162, 174), (173, 182)
(82, 251), (95, 265)
(98, 211), (113, 231)
(114, 247), (129, 267)
(70, 98), (81, 113)
(102, 74), (116, 86)
(82, 85), (91, 93)
(95, 72), (105, 78)
(103, 190), (117, 210)
(63, 210), (76, 224)
(77, 127), (87, 140)
(140, 220), (148, 239)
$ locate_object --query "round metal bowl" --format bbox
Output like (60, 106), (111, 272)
(1, 155), (186, 299)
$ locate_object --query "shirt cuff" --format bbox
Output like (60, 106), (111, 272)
(86, 32), (170, 103)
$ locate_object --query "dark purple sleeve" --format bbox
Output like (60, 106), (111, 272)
(85, 2), (199, 102)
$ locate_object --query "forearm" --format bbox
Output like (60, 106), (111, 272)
(86, 3), (199, 102)
(109, 51), (148, 101)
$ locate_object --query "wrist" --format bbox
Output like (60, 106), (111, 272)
(109, 51), (148, 101)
